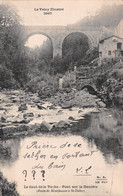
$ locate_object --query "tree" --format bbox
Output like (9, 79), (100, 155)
(0, 4), (28, 87)
(62, 32), (89, 67)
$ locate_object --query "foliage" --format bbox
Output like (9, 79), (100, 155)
(96, 74), (107, 90)
(0, 64), (19, 88)
(81, 47), (99, 65)
(62, 71), (76, 88)
(50, 55), (70, 74)
(62, 32), (89, 65)
(0, 4), (28, 88)
(26, 73), (59, 97)
(26, 38), (52, 64)
(0, 172), (19, 196)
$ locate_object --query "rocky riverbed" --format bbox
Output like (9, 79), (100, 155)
(0, 89), (107, 139)
(0, 89), (123, 154)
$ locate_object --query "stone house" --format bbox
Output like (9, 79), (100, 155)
(99, 35), (123, 58)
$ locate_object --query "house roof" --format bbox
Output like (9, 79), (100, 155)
(99, 35), (123, 43)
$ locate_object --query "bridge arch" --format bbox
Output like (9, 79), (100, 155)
(24, 32), (53, 58)
(81, 85), (97, 95)
(62, 32), (91, 57)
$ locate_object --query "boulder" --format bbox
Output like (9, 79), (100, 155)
(48, 105), (57, 110)
(61, 103), (72, 109)
(38, 121), (52, 132)
(23, 113), (34, 119)
(56, 120), (70, 128)
(0, 129), (3, 138)
(0, 107), (6, 110)
(78, 110), (83, 113)
(13, 119), (30, 124)
(96, 101), (106, 108)
(35, 114), (42, 118)
(33, 99), (41, 104)
(29, 123), (41, 132)
(37, 104), (46, 110)
(51, 120), (70, 132)
(57, 110), (63, 114)
(18, 104), (27, 111)
(117, 121), (122, 126)
(68, 116), (75, 121)
(1, 116), (6, 123)
(2, 125), (29, 136)
(5, 104), (13, 107)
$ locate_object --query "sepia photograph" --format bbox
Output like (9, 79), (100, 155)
(0, 0), (123, 195)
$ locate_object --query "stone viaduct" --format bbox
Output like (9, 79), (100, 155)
(24, 25), (114, 93)
(24, 25), (103, 57)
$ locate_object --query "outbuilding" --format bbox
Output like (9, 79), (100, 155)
(99, 35), (123, 58)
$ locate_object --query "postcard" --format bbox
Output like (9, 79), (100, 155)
(0, 0), (123, 196)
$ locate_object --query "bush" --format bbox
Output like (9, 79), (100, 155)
(0, 172), (19, 196)
(81, 47), (99, 65)
(110, 69), (123, 80)
(26, 73), (59, 95)
(0, 64), (19, 89)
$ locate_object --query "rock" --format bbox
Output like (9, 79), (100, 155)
(117, 121), (122, 126)
(96, 101), (106, 108)
(0, 123), (12, 127)
(18, 104), (27, 111)
(51, 120), (70, 132)
(61, 103), (72, 109)
(35, 114), (42, 118)
(57, 120), (70, 128)
(37, 104), (46, 110)
(1, 116), (6, 123)
(5, 104), (13, 107)
(31, 105), (36, 108)
(78, 110), (82, 113)
(0, 107), (6, 110)
(39, 121), (52, 132)
(48, 105), (57, 110)
(68, 116), (75, 121)
(23, 113), (34, 119)
(29, 123), (41, 132)
(13, 119), (30, 124)
(0, 128), (3, 138)
(57, 110), (63, 113)
(2, 125), (29, 136)
(33, 99), (41, 104)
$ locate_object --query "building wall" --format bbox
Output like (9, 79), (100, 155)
(99, 36), (123, 58)
(115, 19), (123, 38)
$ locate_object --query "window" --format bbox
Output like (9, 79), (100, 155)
(99, 52), (102, 57)
(121, 51), (123, 56)
(108, 51), (111, 55)
(117, 42), (122, 50)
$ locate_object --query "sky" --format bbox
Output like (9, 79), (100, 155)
(1, 0), (123, 26)
(25, 34), (48, 48)
(1, 0), (122, 48)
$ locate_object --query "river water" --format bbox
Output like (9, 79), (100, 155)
(0, 110), (123, 196)
(0, 91), (123, 196)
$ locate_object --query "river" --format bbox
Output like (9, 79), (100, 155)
(0, 90), (123, 196)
